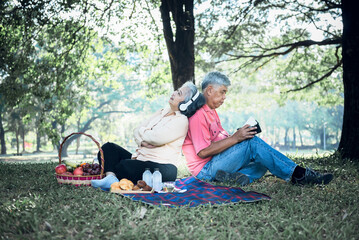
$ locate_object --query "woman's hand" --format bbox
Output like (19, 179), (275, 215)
(141, 141), (157, 148)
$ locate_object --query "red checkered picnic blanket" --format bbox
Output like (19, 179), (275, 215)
(120, 176), (271, 208)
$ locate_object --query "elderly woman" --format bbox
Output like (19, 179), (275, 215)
(91, 81), (205, 190)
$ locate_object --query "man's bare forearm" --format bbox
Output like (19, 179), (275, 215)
(197, 125), (257, 159)
(197, 136), (238, 159)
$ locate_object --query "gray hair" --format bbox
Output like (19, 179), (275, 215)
(201, 71), (231, 91)
(181, 81), (198, 102)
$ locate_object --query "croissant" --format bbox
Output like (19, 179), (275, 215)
(119, 178), (134, 190)
(110, 182), (122, 191)
(111, 178), (134, 191)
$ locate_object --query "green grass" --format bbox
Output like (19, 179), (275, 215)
(1, 153), (358, 240)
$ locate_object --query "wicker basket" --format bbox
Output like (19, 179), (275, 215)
(55, 132), (104, 186)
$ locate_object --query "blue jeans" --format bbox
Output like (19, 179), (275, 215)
(196, 136), (297, 183)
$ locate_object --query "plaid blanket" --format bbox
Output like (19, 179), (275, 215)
(120, 176), (271, 208)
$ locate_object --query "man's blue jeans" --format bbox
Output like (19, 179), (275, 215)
(196, 136), (297, 183)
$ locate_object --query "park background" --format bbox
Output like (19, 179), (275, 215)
(1, 1), (359, 239)
(0, 0), (344, 160)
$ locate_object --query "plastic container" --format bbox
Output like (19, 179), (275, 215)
(142, 168), (153, 187)
(152, 168), (163, 192)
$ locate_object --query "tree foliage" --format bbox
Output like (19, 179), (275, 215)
(0, 0), (130, 152)
(1, 0), (357, 161)
(195, 0), (342, 104)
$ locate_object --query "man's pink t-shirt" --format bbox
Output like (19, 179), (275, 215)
(182, 104), (229, 176)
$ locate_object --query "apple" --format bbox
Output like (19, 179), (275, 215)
(63, 171), (73, 176)
(55, 164), (67, 174)
(73, 167), (83, 176)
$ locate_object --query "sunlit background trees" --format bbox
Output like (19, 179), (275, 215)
(0, 0), (351, 159)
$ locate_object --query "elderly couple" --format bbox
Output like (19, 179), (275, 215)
(91, 71), (333, 190)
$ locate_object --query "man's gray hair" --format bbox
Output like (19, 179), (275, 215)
(201, 71), (231, 91)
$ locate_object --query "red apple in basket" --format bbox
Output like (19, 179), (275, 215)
(55, 164), (67, 174)
(63, 171), (73, 176)
(73, 167), (83, 176)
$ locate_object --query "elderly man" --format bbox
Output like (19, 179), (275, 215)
(182, 71), (333, 186)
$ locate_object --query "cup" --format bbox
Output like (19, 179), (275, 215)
(163, 182), (175, 192)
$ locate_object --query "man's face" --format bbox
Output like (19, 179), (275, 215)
(206, 85), (228, 109)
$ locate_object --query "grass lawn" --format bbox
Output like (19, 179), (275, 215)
(0, 153), (358, 240)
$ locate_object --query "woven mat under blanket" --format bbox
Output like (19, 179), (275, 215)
(118, 176), (271, 208)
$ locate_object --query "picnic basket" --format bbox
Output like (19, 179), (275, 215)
(55, 132), (104, 186)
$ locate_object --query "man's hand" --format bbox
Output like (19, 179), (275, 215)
(232, 124), (257, 143)
(141, 141), (157, 148)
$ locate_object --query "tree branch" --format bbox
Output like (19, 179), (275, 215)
(269, 0), (341, 12)
(144, 0), (162, 54)
(101, 111), (133, 114)
(129, 0), (136, 19)
(97, 100), (112, 109)
(285, 58), (343, 93)
(225, 4), (254, 41)
(303, 11), (338, 38)
(217, 37), (342, 64)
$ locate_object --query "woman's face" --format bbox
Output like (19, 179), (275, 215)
(169, 86), (191, 111)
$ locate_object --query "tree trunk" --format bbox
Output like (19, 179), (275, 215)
(15, 128), (19, 155)
(274, 127), (279, 146)
(60, 116), (96, 157)
(284, 128), (289, 147)
(76, 137), (80, 154)
(21, 125), (25, 153)
(76, 118), (81, 154)
(0, 112), (6, 154)
(319, 131), (324, 149)
(36, 129), (41, 152)
(298, 130), (304, 147)
(338, 0), (359, 160)
(160, 0), (195, 90)
(292, 127), (296, 149)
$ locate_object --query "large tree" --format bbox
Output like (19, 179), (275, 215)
(160, 0), (195, 89)
(338, 0), (359, 160)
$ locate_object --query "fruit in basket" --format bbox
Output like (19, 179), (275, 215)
(63, 159), (79, 168)
(80, 162), (88, 167)
(73, 167), (83, 176)
(63, 171), (73, 176)
(81, 163), (101, 175)
(65, 166), (73, 172)
(55, 164), (67, 174)
(83, 164), (92, 172)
